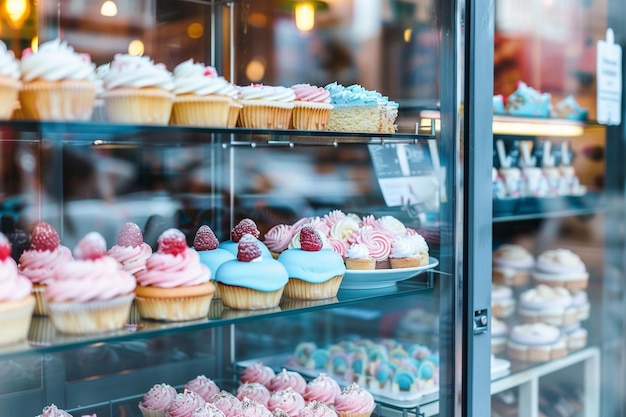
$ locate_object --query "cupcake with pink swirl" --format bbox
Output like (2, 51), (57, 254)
(0, 232), (35, 346)
(210, 391), (241, 417)
(240, 361), (276, 388)
(45, 232), (136, 335)
(184, 375), (221, 402)
(135, 228), (214, 321)
(237, 84), (295, 129)
(303, 373), (341, 405)
(36, 404), (73, 417)
(166, 391), (206, 417)
(333, 383), (375, 417)
(192, 403), (227, 417)
(235, 398), (272, 417)
(236, 382), (271, 406)
(269, 369), (307, 395)
(263, 224), (294, 259)
(108, 222), (152, 277)
(290, 83), (333, 130)
(300, 401), (338, 417)
(18, 221), (72, 316)
(351, 226), (392, 269)
(267, 388), (305, 417)
(138, 383), (177, 417)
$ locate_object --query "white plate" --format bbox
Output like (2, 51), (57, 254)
(491, 357), (511, 380)
(340, 257), (439, 289)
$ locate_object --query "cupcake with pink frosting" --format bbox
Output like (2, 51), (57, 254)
(166, 391), (206, 417)
(0, 232), (35, 346)
(234, 398), (272, 417)
(300, 401), (338, 417)
(184, 375), (221, 402)
(138, 383), (178, 417)
(45, 232), (136, 335)
(108, 222), (152, 277)
(266, 388), (305, 417)
(36, 404), (73, 417)
(240, 361), (276, 388)
(192, 403), (227, 417)
(303, 373), (341, 405)
(290, 83), (333, 130)
(135, 228), (214, 321)
(269, 369), (307, 395)
(210, 391), (241, 417)
(236, 382), (271, 406)
(18, 221), (72, 316)
(350, 226), (392, 269)
(333, 383), (375, 417)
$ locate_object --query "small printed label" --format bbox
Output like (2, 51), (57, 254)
(597, 28), (622, 125)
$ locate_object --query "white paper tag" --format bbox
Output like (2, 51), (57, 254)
(597, 28), (622, 125)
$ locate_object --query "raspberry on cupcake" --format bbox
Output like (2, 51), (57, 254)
(219, 218), (273, 258)
(215, 234), (288, 310)
(193, 225), (235, 297)
(108, 222), (152, 277)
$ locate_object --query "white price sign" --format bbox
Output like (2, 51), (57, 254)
(597, 28), (622, 125)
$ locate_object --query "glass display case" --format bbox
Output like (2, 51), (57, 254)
(0, 1), (493, 417)
(490, 1), (626, 416)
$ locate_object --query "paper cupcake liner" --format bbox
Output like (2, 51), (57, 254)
(291, 101), (332, 130)
(218, 283), (284, 310)
(0, 296), (35, 346)
(0, 75), (20, 119)
(345, 258), (376, 270)
(47, 294), (134, 335)
(336, 411), (373, 417)
(103, 87), (174, 125)
(19, 79), (97, 121)
(228, 102), (243, 128)
(171, 94), (232, 127)
(237, 100), (294, 129)
(138, 404), (167, 417)
(135, 293), (213, 322)
(283, 275), (343, 300)
(28, 316), (56, 346)
(32, 284), (48, 316)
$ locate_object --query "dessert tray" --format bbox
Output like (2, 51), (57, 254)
(340, 257), (439, 289)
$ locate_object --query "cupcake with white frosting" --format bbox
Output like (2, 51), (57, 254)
(0, 40), (20, 119)
(236, 84), (295, 129)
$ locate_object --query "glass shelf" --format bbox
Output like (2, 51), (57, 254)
(0, 273), (438, 360)
(0, 120), (437, 147)
(493, 192), (604, 222)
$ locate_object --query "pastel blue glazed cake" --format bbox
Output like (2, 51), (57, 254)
(505, 82), (551, 117)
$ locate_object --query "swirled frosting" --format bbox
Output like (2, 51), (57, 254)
(18, 245), (72, 285)
(390, 235), (416, 258)
(103, 54), (174, 90)
(323, 209), (346, 227)
(0, 41), (19, 79)
(139, 383), (177, 412)
(235, 398), (272, 417)
(193, 403), (227, 417)
(269, 369), (307, 395)
(325, 82), (399, 109)
(327, 237), (348, 257)
(210, 391), (242, 417)
(290, 84), (331, 103)
(303, 374), (341, 405)
(376, 216), (406, 236)
(135, 248), (211, 288)
(108, 243), (152, 276)
(185, 375), (221, 402)
(263, 224), (294, 253)
(277, 249), (345, 283)
(167, 391), (206, 417)
(0, 256), (32, 301)
(267, 388), (305, 417)
(39, 404), (73, 417)
(493, 244), (534, 270)
(173, 59), (238, 97)
(333, 383), (375, 415)
(299, 401), (337, 417)
(519, 284), (572, 310)
(351, 226), (392, 262)
(346, 243), (371, 260)
(46, 256), (135, 302)
(21, 38), (95, 82)
(236, 382), (271, 406)
(329, 217), (360, 241)
(240, 362), (275, 387)
(292, 217), (330, 237)
(237, 84), (295, 103)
